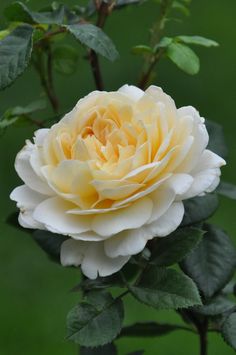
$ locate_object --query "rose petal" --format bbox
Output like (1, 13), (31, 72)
(92, 197), (153, 237)
(18, 210), (45, 229)
(113, 173), (172, 207)
(33, 128), (50, 146)
(118, 84), (144, 102)
(145, 201), (184, 237)
(165, 173), (194, 196)
(10, 185), (45, 209)
(60, 238), (86, 266)
(182, 150), (226, 199)
(33, 197), (91, 235)
(61, 238), (130, 279)
(148, 188), (175, 224)
(15, 142), (53, 195)
(104, 228), (147, 258)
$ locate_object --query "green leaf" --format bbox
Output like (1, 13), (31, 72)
(120, 322), (189, 337)
(176, 35), (218, 47)
(151, 227), (204, 266)
(115, 0), (143, 9)
(8, 99), (46, 116)
(0, 24), (34, 90)
(5, 2), (65, 25)
(154, 36), (173, 51)
(0, 29), (10, 40)
(205, 119), (228, 159)
(66, 24), (119, 61)
(33, 230), (69, 263)
(131, 45), (153, 55)
(181, 194), (219, 227)
(67, 291), (124, 347)
(130, 266), (201, 309)
(221, 313), (236, 350)
(80, 343), (117, 355)
(194, 295), (235, 316)
(181, 223), (236, 298)
(0, 99), (46, 130)
(0, 116), (19, 130)
(53, 45), (79, 75)
(167, 42), (200, 75)
(172, 1), (190, 16)
(222, 280), (236, 295)
(217, 181), (236, 200)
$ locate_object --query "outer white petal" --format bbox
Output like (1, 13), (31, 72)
(18, 210), (45, 229)
(148, 188), (175, 224)
(118, 84), (144, 102)
(92, 197), (153, 237)
(105, 201), (185, 257)
(82, 242), (130, 279)
(205, 175), (220, 193)
(10, 185), (46, 229)
(182, 169), (220, 199)
(164, 173), (194, 195)
(176, 106), (209, 173)
(191, 150), (226, 173)
(61, 239), (130, 279)
(145, 202), (185, 237)
(61, 238), (87, 266)
(10, 185), (45, 208)
(70, 231), (104, 241)
(33, 197), (91, 235)
(33, 128), (50, 146)
(15, 142), (53, 195)
(182, 150), (226, 199)
(104, 228), (148, 258)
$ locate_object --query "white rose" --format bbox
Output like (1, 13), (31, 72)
(10, 85), (225, 279)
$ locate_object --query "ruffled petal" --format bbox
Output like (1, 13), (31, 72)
(15, 142), (53, 195)
(92, 197), (153, 237)
(33, 197), (91, 235)
(61, 239), (130, 279)
(145, 202), (185, 237)
(104, 228), (147, 258)
(10, 185), (45, 208)
(182, 150), (226, 199)
(118, 84), (144, 102)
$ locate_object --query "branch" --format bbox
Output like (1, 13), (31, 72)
(198, 319), (208, 355)
(46, 45), (59, 113)
(138, 0), (173, 89)
(33, 46), (59, 114)
(89, 1), (114, 90)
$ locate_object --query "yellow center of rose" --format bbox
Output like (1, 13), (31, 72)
(40, 91), (191, 210)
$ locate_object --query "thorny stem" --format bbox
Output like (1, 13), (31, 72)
(89, 1), (115, 90)
(138, 0), (173, 89)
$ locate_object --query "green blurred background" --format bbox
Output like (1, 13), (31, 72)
(0, 0), (236, 354)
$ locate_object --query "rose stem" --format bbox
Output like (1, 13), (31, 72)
(89, 1), (115, 91)
(198, 319), (208, 355)
(138, 0), (173, 90)
(32, 43), (59, 114)
(178, 310), (209, 355)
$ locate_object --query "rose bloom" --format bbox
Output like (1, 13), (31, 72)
(10, 85), (225, 279)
